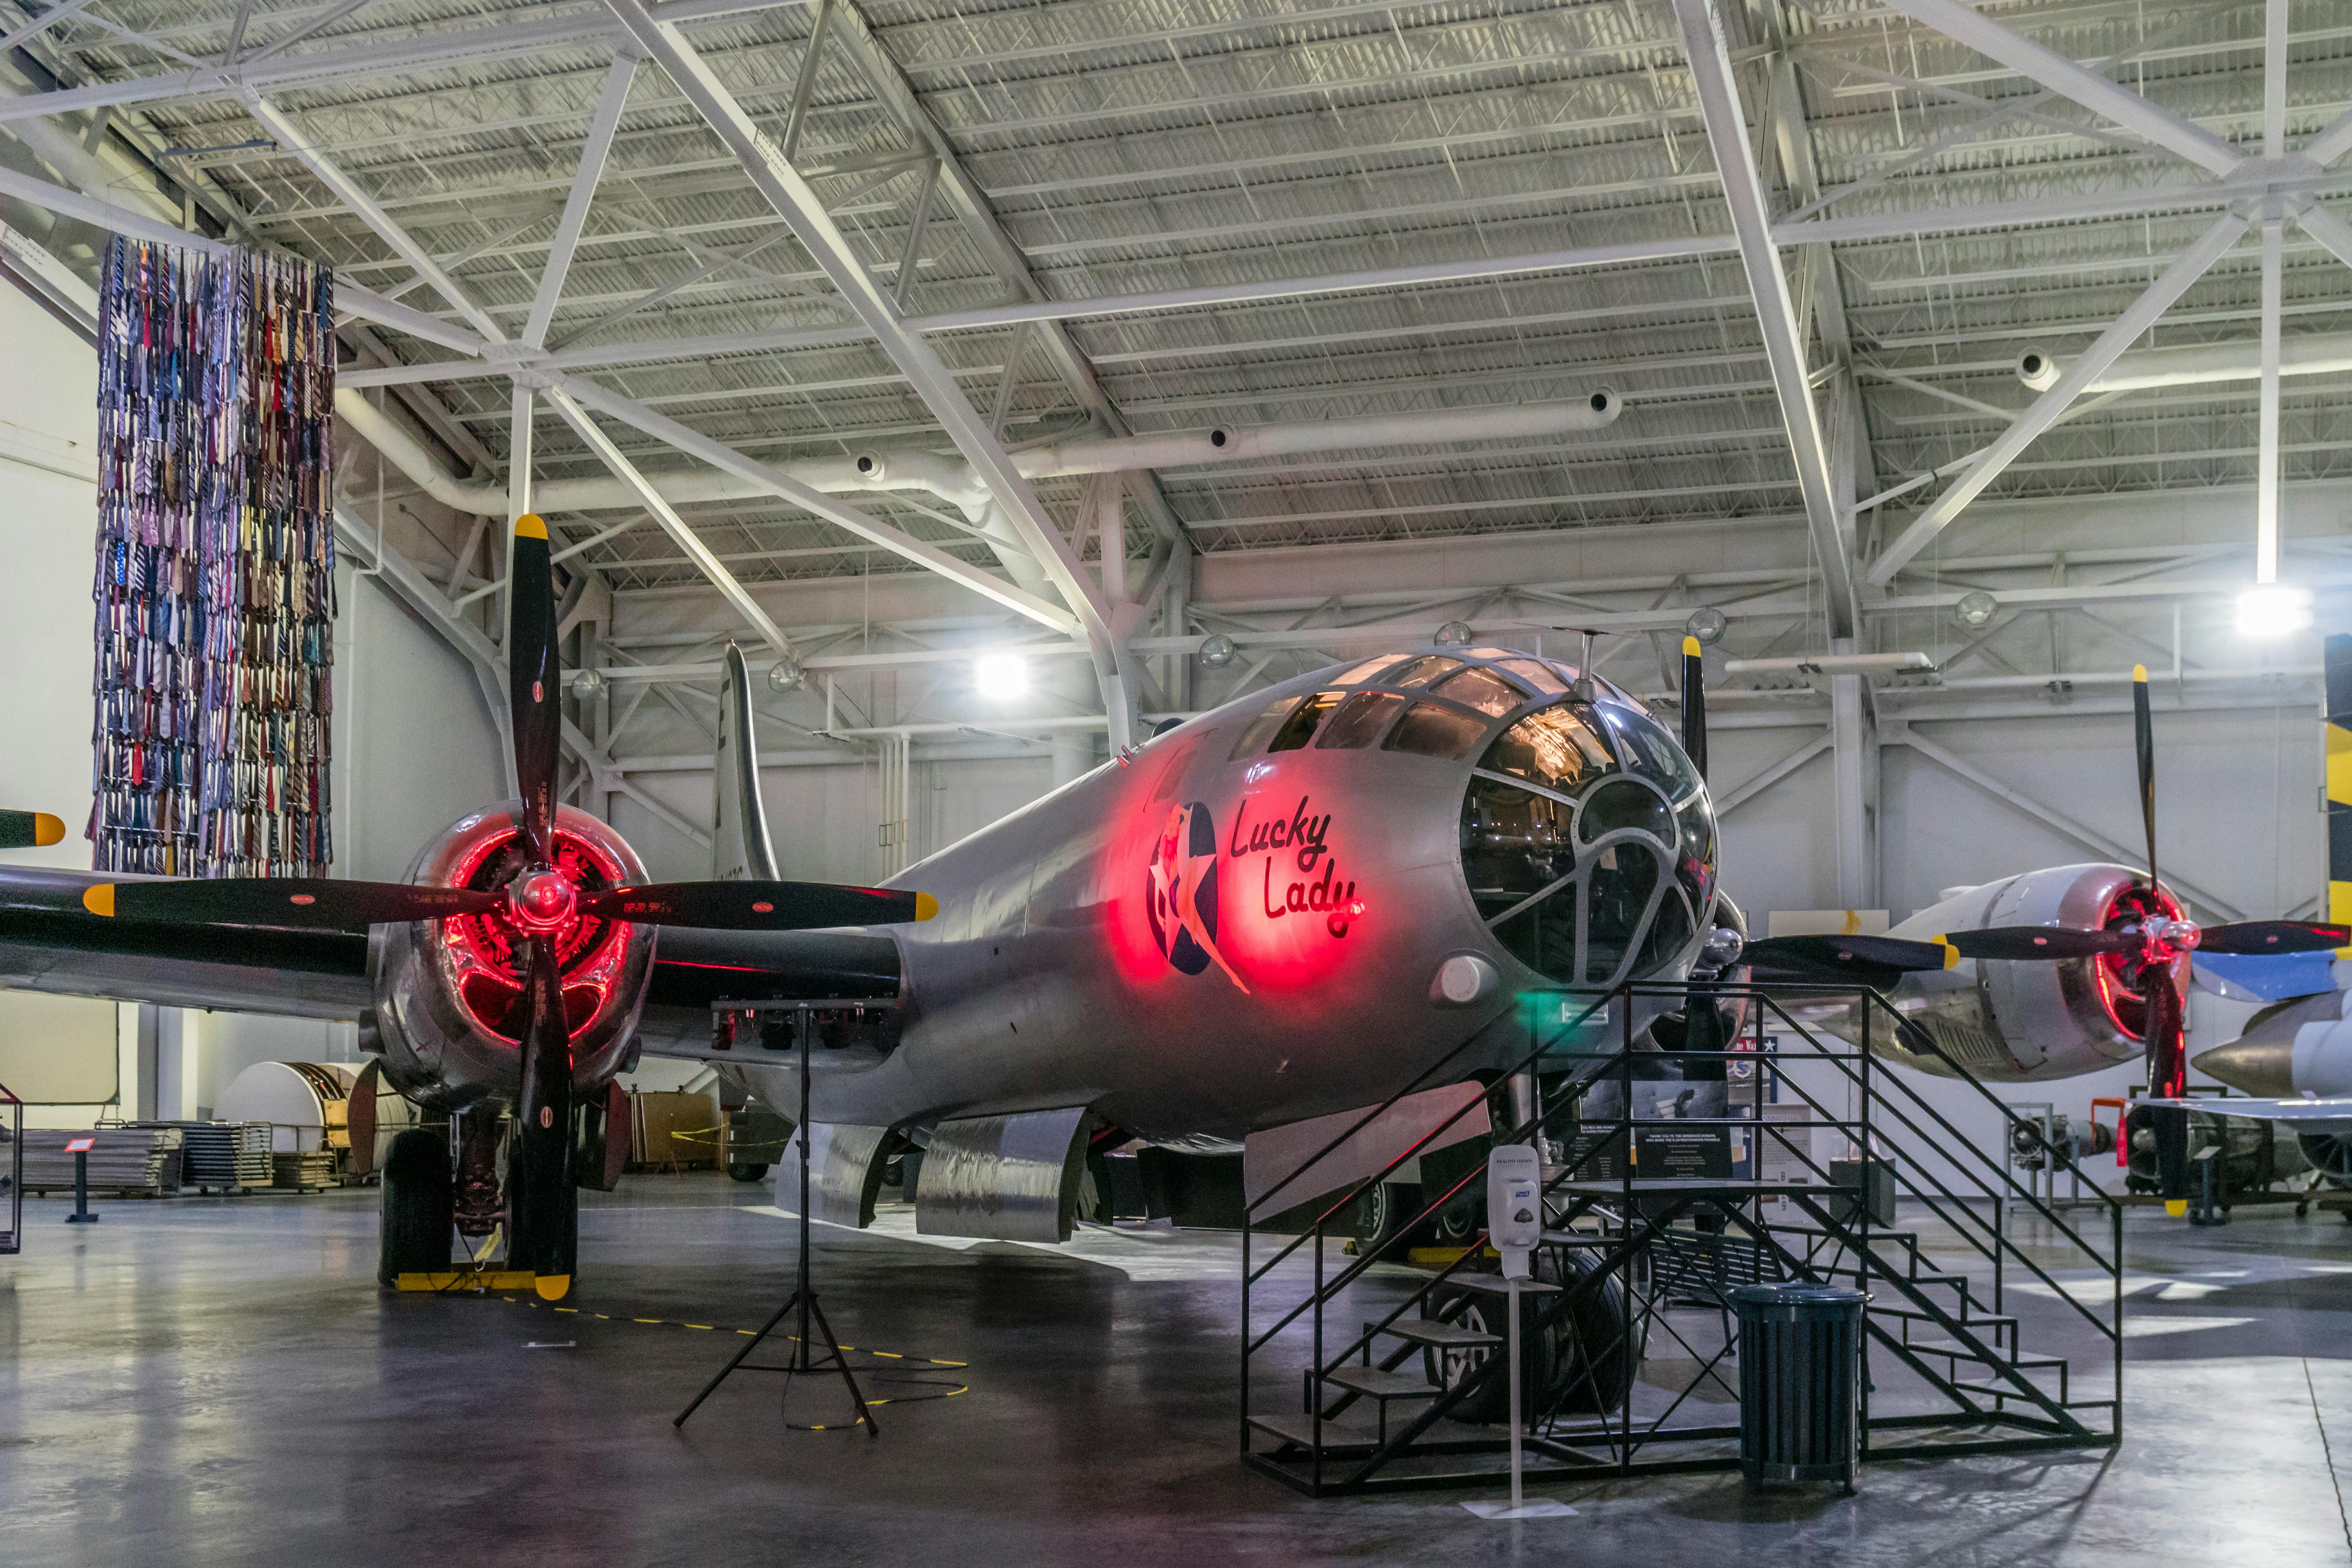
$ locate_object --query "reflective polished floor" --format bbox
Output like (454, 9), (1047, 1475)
(3, 1174), (2350, 1566)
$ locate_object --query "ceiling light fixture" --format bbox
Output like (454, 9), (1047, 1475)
(975, 653), (1030, 701)
(2234, 584), (2312, 639)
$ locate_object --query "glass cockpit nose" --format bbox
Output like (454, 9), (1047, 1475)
(1459, 697), (1716, 985)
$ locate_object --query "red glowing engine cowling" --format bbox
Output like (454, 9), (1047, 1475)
(1863, 863), (2192, 1083)
(366, 805), (657, 1110)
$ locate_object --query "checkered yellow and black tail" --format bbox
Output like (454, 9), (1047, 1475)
(2328, 633), (2352, 951)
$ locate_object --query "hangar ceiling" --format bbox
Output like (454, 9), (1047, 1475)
(4, 0), (2344, 601)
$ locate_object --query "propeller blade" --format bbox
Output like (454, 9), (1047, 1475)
(80, 877), (501, 929)
(2142, 964), (2192, 1213)
(1679, 635), (1708, 782)
(0, 810), (65, 849)
(507, 935), (574, 1299)
(576, 880), (938, 930)
(2133, 664), (2158, 891)
(2195, 920), (2352, 956)
(1741, 933), (1959, 976)
(1944, 926), (2136, 961)
(347, 1059), (382, 1178)
(510, 513), (561, 868)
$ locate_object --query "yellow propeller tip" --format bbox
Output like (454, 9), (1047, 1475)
(913, 892), (939, 921)
(535, 1274), (572, 1301)
(1681, 635), (1701, 658)
(2132, 663), (2148, 682)
(2164, 1200), (2188, 1218)
(515, 513), (549, 541)
(1935, 937), (1959, 969)
(82, 884), (115, 917)
(32, 813), (64, 846)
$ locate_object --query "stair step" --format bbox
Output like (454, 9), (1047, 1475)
(1809, 1264), (1969, 1292)
(1432, 1274), (1561, 1296)
(1247, 1412), (1382, 1452)
(1323, 1365), (1442, 1401)
(1945, 1379), (2067, 1403)
(1376, 1317), (1504, 1350)
(1871, 1301), (2014, 1329)
(1895, 1339), (2067, 1370)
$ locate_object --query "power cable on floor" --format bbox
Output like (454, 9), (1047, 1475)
(2304, 1356), (2352, 1560)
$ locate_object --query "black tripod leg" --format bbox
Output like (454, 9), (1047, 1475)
(674, 1290), (803, 1428)
(806, 1296), (878, 1437)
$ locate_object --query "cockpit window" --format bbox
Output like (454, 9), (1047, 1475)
(1316, 691), (1404, 749)
(1433, 665), (1527, 717)
(1460, 695), (1715, 985)
(1268, 691), (1342, 752)
(1482, 705), (1614, 793)
(1228, 695), (1299, 760)
(1497, 658), (1567, 695)
(1595, 701), (1701, 802)
(1385, 701), (1488, 759)
(1335, 653), (1411, 685)
(1386, 654), (1464, 689)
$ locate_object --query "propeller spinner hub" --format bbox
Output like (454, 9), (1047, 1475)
(506, 869), (578, 935)
(2143, 917), (2201, 956)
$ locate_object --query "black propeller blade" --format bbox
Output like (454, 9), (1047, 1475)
(82, 878), (502, 927)
(510, 514), (562, 869)
(577, 881), (936, 930)
(1741, 933), (1958, 976)
(2196, 920), (2352, 955)
(1943, 926), (2134, 961)
(2133, 664), (2158, 894)
(506, 935), (575, 1294)
(1679, 634), (1707, 782)
(0, 810), (65, 849)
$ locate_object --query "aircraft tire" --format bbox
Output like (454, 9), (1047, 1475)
(378, 1129), (454, 1287)
(1423, 1250), (1637, 1423)
(728, 1162), (769, 1183)
(1348, 1180), (1418, 1259)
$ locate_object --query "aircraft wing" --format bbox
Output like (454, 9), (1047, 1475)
(2141, 1095), (2352, 1136)
(0, 863), (899, 1029)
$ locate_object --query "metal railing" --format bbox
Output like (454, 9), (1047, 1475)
(1239, 979), (2125, 1495)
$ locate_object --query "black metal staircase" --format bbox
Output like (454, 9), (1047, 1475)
(1240, 982), (2125, 1495)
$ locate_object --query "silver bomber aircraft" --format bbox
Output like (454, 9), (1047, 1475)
(0, 517), (2337, 1287)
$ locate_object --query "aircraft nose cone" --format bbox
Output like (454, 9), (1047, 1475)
(2191, 1037), (2295, 1098)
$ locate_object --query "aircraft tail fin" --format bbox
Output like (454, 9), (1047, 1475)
(713, 644), (780, 881)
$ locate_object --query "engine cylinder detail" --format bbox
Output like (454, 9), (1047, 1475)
(368, 804), (656, 1109)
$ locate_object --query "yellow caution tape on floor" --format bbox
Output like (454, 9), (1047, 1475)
(492, 1294), (972, 1409)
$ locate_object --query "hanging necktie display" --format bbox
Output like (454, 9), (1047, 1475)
(93, 236), (336, 879)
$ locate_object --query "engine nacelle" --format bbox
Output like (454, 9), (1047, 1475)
(1864, 863), (2187, 1082)
(367, 804), (656, 1110)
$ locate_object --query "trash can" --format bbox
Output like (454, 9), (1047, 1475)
(1727, 1282), (1866, 1495)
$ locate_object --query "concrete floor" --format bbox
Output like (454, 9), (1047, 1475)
(4, 1174), (2351, 1566)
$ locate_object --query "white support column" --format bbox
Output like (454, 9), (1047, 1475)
(522, 50), (638, 350)
(2258, 216), (2284, 583)
(1829, 643), (1876, 909)
(156, 1009), (202, 1122)
(1869, 209), (2250, 584)
(1098, 474), (1127, 605)
(1670, 0), (1856, 639)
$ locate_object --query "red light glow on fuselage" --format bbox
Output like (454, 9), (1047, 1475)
(443, 827), (633, 1044)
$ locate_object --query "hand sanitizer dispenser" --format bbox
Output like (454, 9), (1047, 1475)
(1488, 1143), (1542, 1280)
